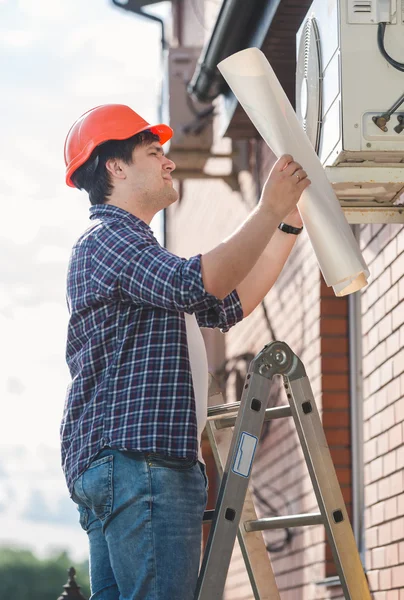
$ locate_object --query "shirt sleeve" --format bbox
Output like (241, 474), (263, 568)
(90, 224), (240, 323)
(195, 289), (244, 332)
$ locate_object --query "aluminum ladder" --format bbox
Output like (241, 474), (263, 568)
(195, 341), (370, 600)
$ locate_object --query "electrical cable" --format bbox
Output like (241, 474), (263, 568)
(377, 22), (404, 72)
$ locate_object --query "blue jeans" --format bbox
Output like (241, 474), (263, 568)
(72, 449), (208, 600)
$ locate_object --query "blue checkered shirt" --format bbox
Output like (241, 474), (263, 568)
(61, 204), (243, 494)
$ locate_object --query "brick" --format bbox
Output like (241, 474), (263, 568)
(367, 569), (380, 590)
(390, 471), (404, 496)
(321, 298), (348, 316)
(386, 378), (401, 406)
(398, 230), (404, 254)
(399, 276), (404, 302)
(363, 308), (376, 334)
(372, 502), (385, 526)
(364, 395), (375, 421)
(386, 331), (400, 358)
(368, 370), (382, 396)
(365, 438), (378, 462)
(392, 349), (404, 378)
(392, 564), (404, 588)
(399, 540), (404, 562)
(378, 432), (389, 456)
(384, 238), (398, 267)
(378, 269), (392, 297)
(322, 374), (349, 392)
(383, 451), (397, 477)
(391, 254), (404, 285)
(397, 445), (404, 470)
(335, 467), (351, 485)
(378, 521), (392, 545)
(322, 410), (350, 428)
(321, 356), (349, 373)
(329, 447), (351, 466)
(320, 317), (348, 336)
(373, 254), (386, 279)
(392, 303), (403, 331)
(326, 428), (351, 446)
(385, 283), (399, 313)
(380, 360), (394, 387)
(385, 542), (398, 565)
(370, 457), (384, 482)
(379, 568), (392, 590)
(388, 423), (402, 451)
(368, 326), (380, 351)
(373, 547), (386, 571)
(321, 337), (349, 354)
(379, 314), (393, 340)
(367, 526), (379, 549)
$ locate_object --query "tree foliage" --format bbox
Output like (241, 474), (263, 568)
(0, 547), (90, 599)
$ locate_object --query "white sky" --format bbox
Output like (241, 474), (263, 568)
(0, 0), (168, 559)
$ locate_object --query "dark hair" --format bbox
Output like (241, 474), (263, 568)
(71, 130), (160, 205)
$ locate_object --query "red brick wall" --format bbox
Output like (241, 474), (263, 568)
(361, 223), (404, 599)
(320, 280), (352, 578)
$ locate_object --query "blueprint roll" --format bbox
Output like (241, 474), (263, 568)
(218, 48), (369, 296)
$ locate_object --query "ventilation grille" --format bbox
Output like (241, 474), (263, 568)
(352, 0), (372, 13)
(348, 0), (375, 23)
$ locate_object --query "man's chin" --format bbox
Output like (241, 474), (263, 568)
(166, 188), (179, 205)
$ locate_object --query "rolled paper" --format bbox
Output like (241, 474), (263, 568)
(218, 48), (369, 296)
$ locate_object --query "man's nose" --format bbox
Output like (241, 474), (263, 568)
(163, 157), (176, 173)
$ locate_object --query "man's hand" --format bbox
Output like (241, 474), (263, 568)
(259, 154), (310, 222)
(200, 155), (310, 301)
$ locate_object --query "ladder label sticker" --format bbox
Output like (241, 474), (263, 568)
(232, 432), (258, 478)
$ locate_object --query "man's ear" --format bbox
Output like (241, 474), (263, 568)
(105, 158), (126, 180)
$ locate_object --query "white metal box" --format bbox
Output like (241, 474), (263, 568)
(296, 0), (404, 216)
(296, 0), (404, 166)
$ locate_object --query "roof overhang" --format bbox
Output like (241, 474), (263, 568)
(188, 0), (313, 138)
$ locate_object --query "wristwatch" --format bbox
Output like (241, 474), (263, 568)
(278, 222), (304, 235)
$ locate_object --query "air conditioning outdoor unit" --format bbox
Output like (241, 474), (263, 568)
(296, 0), (404, 221)
(166, 47), (213, 173)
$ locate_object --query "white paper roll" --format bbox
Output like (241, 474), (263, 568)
(218, 48), (369, 296)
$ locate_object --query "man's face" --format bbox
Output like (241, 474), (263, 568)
(125, 140), (178, 209)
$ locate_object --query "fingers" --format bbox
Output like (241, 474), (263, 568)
(283, 160), (302, 177)
(274, 154), (294, 172)
(293, 168), (308, 183)
(297, 176), (311, 191)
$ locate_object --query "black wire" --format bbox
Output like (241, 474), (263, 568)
(377, 22), (404, 73)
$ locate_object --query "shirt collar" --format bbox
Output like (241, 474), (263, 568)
(89, 204), (153, 234)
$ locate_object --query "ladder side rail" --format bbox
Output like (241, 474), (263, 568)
(286, 374), (371, 600)
(195, 370), (272, 599)
(205, 421), (280, 600)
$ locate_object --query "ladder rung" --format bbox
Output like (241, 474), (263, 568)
(207, 401), (240, 418)
(203, 509), (215, 523)
(244, 512), (323, 532)
(208, 404), (292, 429)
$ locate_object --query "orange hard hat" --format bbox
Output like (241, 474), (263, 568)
(64, 104), (173, 187)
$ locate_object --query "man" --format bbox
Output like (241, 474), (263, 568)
(61, 104), (309, 600)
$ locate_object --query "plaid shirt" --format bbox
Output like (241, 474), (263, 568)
(61, 204), (243, 494)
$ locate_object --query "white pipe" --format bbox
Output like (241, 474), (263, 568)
(349, 226), (365, 562)
(218, 48), (369, 296)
